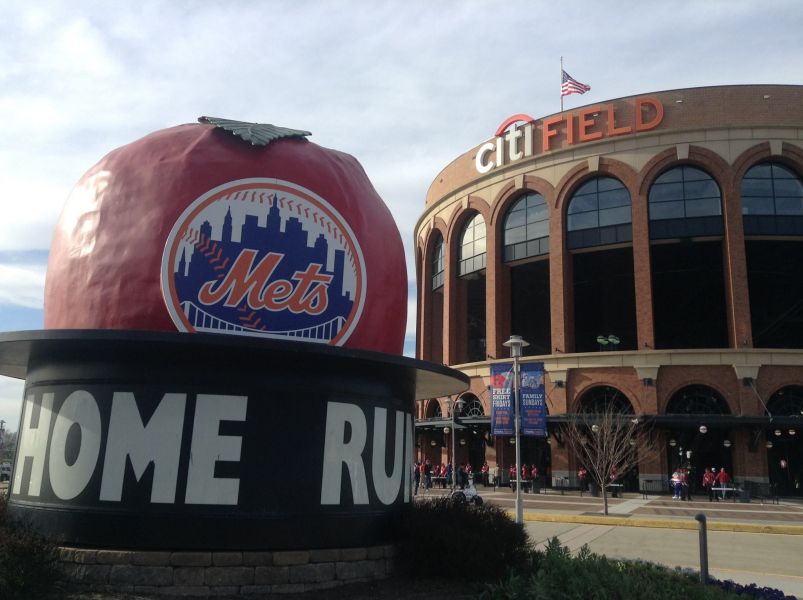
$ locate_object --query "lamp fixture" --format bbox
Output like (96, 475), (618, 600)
(669, 439), (677, 447)
(591, 424), (600, 433)
(766, 440), (773, 449)
(699, 425), (708, 434)
(723, 440), (732, 448)
(775, 429), (782, 437)
(790, 429), (797, 436)
(430, 440), (437, 447)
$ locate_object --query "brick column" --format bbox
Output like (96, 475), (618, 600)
(442, 242), (461, 365)
(550, 207), (572, 353)
(720, 177), (752, 348)
(486, 221), (511, 360)
(631, 188), (655, 349)
(417, 241), (433, 361)
(732, 428), (769, 483)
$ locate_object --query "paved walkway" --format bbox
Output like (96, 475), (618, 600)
(421, 485), (803, 597)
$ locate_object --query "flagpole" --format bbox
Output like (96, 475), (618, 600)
(560, 56), (564, 113)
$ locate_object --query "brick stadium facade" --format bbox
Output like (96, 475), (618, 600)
(414, 85), (803, 496)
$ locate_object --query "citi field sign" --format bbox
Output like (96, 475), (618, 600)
(476, 97), (665, 174)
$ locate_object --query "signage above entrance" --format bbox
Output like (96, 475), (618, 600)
(475, 97), (664, 174)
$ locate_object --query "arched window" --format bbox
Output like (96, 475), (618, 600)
(665, 385), (731, 415)
(649, 166), (722, 239)
(425, 399), (443, 419)
(577, 386), (634, 414)
(566, 177), (631, 249)
(431, 234), (444, 290)
(766, 386), (803, 417)
(458, 213), (486, 276)
(742, 162), (803, 235)
(458, 393), (485, 417)
(503, 192), (549, 261)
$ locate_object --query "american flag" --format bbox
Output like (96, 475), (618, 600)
(561, 69), (591, 97)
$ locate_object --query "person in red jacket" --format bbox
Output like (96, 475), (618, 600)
(715, 467), (731, 500)
(702, 467), (715, 501)
(508, 464), (516, 489)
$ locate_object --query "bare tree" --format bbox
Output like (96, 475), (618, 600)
(561, 404), (652, 516)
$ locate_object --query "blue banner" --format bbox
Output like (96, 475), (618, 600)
(520, 362), (547, 437)
(490, 363), (514, 436)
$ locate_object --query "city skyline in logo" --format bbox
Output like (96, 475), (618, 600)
(161, 179), (366, 345)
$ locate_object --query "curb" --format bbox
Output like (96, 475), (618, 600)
(522, 512), (803, 535)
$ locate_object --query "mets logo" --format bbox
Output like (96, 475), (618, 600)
(161, 178), (366, 345)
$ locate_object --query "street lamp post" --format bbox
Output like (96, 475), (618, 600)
(504, 334), (529, 525)
(447, 396), (464, 492)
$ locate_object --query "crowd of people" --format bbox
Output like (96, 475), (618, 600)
(413, 460), (551, 494)
(413, 459), (480, 494)
(413, 458), (735, 500)
(671, 466), (731, 500)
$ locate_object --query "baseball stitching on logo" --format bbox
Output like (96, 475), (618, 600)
(160, 179), (366, 345)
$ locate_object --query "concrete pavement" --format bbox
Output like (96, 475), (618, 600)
(419, 484), (803, 597)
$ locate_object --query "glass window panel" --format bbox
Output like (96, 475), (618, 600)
(505, 226), (526, 245)
(528, 220), (549, 239)
(526, 201), (548, 222)
(599, 226), (618, 245)
(746, 163), (773, 178)
(682, 166), (710, 182)
(508, 197), (527, 213)
(684, 179), (720, 200)
(568, 194), (597, 214)
(505, 209), (526, 229)
(775, 197), (803, 216)
(598, 188), (630, 209)
(574, 179), (598, 195)
(598, 205), (631, 226)
(649, 182), (684, 203)
(741, 178), (773, 197)
(474, 236), (486, 254)
(774, 178), (803, 197)
(597, 177), (624, 192)
(771, 164), (798, 179)
(568, 211), (598, 230)
(654, 168), (684, 184)
(650, 200), (684, 220)
(685, 198), (721, 218)
(741, 197), (775, 215)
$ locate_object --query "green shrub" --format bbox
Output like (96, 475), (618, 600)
(395, 496), (530, 581)
(480, 537), (744, 599)
(0, 494), (61, 600)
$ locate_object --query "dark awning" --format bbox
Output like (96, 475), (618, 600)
(415, 414), (802, 430)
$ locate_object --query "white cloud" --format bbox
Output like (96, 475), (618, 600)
(0, 263), (46, 309)
(0, 0), (800, 391)
(0, 376), (24, 433)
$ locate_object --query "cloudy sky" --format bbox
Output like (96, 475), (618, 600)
(1, 0), (802, 432)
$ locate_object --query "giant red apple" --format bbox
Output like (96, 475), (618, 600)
(44, 118), (407, 355)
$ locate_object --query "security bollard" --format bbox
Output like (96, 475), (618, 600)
(694, 513), (709, 584)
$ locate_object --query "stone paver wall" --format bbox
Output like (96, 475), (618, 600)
(60, 545), (395, 596)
